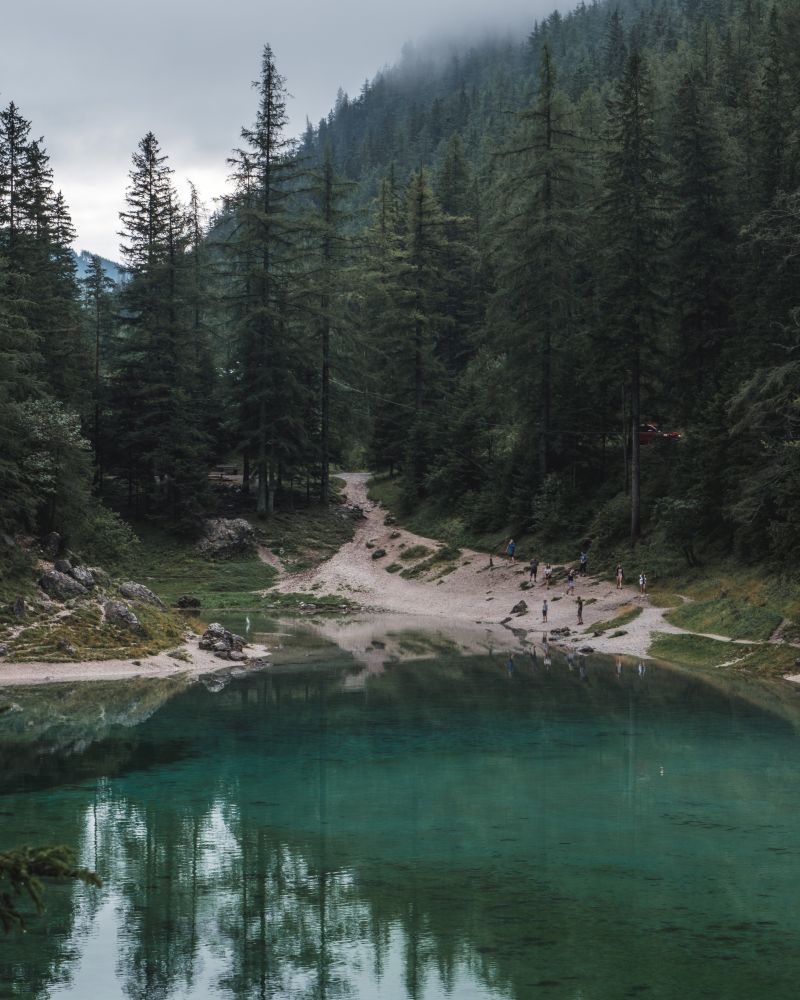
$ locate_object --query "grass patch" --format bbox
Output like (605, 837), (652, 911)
(588, 605), (643, 635)
(260, 591), (359, 613)
(385, 563), (402, 574)
(4, 602), (187, 663)
(125, 524), (277, 611)
(648, 632), (799, 676)
(399, 545), (433, 562)
(252, 503), (355, 573)
(665, 596), (782, 641)
(399, 546), (462, 580)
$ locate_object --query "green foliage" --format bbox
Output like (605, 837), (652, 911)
(0, 845), (100, 933)
(588, 605), (643, 634)
(399, 545), (433, 562)
(665, 598), (782, 642)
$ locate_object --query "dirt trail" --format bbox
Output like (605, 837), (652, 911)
(274, 473), (678, 659)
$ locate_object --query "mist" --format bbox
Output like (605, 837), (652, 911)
(1, 0), (564, 259)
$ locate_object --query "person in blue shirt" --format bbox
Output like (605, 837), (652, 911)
(506, 538), (516, 563)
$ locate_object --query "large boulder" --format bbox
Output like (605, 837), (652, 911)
(119, 582), (166, 610)
(175, 594), (201, 609)
(70, 566), (96, 590)
(198, 622), (247, 659)
(197, 518), (255, 558)
(54, 558), (73, 575)
(510, 600), (528, 615)
(40, 570), (88, 601)
(104, 600), (141, 630)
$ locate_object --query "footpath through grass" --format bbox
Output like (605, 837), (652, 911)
(650, 633), (799, 677)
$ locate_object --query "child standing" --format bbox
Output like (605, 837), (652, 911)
(542, 599), (548, 623)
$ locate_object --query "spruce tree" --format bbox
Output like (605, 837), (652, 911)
(601, 50), (666, 542)
(226, 44), (305, 516)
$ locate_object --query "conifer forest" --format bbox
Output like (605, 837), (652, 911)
(2, 0), (799, 573)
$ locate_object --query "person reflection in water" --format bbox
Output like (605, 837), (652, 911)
(506, 655), (515, 676)
(579, 658), (588, 681)
(638, 661), (646, 677)
(616, 656), (622, 677)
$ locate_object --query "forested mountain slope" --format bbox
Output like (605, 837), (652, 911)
(1, 0), (798, 584)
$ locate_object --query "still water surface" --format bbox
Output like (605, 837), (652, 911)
(2, 634), (800, 999)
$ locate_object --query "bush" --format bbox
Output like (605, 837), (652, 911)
(72, 501), (140, 569)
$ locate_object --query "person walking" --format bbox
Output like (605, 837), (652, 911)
(639, 571), (647, 595)
(544, 563), (553, 588)
(566, 568), (576, 596)
(542, 599), (548, 624)
(615, 563), (624, 590)
(507, 538), (516, 563)
(579, 550), (588, 576)
(576, 595), (584, 625)
(529, 557), (539, 583)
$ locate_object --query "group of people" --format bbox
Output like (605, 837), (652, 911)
(504, 538), (648, 626)
(614, 563), (648, 594)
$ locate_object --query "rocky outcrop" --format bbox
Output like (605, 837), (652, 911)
(198, 622), (248, 660)
(371, 548), (387, 560)
(54, 558), (73, 574)
(197, 518), (255, 558)
(104, 600), (141, 630)
(510, 600), (528, 615)
(70, 566), (96, 589)
(119, 582), (166, 610)
(40, 569), (88, 601)
(175, 595), (201, 609)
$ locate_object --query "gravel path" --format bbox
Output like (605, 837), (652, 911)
(276, 473), (677, 659)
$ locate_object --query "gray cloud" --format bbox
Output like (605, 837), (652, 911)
(1, 0), (560, 259)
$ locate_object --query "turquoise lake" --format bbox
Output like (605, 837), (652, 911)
(2, 631), (800, 999)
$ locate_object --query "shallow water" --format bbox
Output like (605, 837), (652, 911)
(2, 639), (800, 999)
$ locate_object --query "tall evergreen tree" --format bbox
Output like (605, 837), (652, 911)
(226, 44), (305, 516)
(601, 50), (666, 542)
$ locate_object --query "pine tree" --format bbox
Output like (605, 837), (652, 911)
(670, 70), (733, 414)
(226, 44), (306, 516)
(601, 50), (666, 542)
(81, 255), (116, 487)
(115, 132), (212, 525)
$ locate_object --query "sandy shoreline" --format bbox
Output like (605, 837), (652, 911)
(2, 472), (797, 686)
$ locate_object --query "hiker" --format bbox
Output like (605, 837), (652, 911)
(615, 563), (624, 590)
(576, 595), (584, 625)
(507, 538), (516, 563)
(542, 599), (548, 623)
(529, 557), (539, 583)
(639, 571), (647, 595)
(566, 568), (576, 596)
(544, 563), (553, 588)
(579, 550), (588, 575)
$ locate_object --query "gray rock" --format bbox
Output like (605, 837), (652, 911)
(371, 548), (387, 560)
(579, 645), (594, 654)
(510, 600), (528, 615)
(40, 570), (88, 601)
(89, 567), (110, 586)
(41, 532), (62, 559)
(383, 514), (397, 526)
(213, 640), (229, 653)
(197, 518), (255, 558)
(54, 558), (73, 574)
(70, 566), (96, 589)
(119, 582), (166, 610)
(204, 623), (226, 640)
(228, 650), (247, 661)
(104, 600), (141, 630)
(0, 643), (8, 657)
(214, 650), (231, 660)
(175, 595), (201, 609)
(12, 596), (25, 618)
(58, 639), (79, 658)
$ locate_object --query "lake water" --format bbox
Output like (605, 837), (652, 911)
(2, 628), (800, 999)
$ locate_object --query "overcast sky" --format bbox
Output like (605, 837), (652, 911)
(1, 0), (560, 260)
